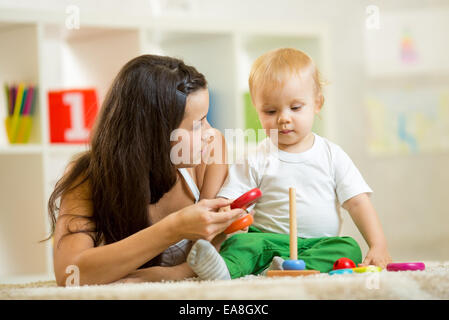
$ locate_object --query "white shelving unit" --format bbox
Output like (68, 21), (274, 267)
(0, 11), (333, 283)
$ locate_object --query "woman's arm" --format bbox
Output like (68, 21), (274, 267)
(54, 180), (243, 286)
(199, 129), (228, 200)
(112, 263), (196, 283)
(342, 193), (392, 268)
(53, 185), (182, 286)
(195, 129), (231, 250)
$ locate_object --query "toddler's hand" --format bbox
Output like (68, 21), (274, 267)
(211, 203), (233, 250)
(359, 245), (392, 269)
(219, 194), (254, 232)
(228, 209), (254, 234)
(212, 208), (254, 249)
(218, 204), (231, 213)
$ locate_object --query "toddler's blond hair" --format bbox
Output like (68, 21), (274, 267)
(249, 48), (325, 107)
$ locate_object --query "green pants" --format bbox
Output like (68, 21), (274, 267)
(219, 226), (362, 279)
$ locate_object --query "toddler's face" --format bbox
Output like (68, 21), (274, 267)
(253, 73), (321, 152)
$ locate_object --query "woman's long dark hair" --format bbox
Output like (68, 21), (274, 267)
(43, 55), (207, 268)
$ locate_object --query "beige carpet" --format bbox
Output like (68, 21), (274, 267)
(1, 261), (448, 300)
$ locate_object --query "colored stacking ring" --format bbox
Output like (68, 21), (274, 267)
(352, 266), (382, 273)
(329, 268), (354, 275)
(282, 259), (306, 270)
(386, 262), (425, 272)
(224, 214), (254, 234)
(230, 188), (262, 211)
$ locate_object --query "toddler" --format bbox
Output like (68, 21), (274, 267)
(187, 48), (392, 280)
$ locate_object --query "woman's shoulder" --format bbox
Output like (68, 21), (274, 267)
(58, 161), (93, 218)
(49, 156), (97, 247)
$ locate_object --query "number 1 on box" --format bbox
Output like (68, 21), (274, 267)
(63, 92), (90, 141)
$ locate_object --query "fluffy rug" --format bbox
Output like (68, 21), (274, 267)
(1, 261), (448, 300)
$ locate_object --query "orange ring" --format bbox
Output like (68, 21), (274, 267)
(224, 214), (254, 234)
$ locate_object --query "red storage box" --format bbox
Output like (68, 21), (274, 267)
(48, 88), (98, 143)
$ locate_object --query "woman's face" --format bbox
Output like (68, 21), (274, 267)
(171, 88), (212, 168)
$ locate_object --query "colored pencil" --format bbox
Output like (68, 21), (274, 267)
(20, 87), (28, 115)
(4, 83), (10, 116)
(23, 85), (34, 115)
(10, 85), (16, 115)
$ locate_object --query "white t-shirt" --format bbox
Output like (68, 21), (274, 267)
(217, 133), (372, 238)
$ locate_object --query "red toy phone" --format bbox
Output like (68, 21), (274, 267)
(224, 188), (262, 234)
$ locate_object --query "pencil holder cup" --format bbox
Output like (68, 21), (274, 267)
(4, 115), (33, 144)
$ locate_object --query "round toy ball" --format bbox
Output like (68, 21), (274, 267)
(333, 257), (356, 270)
(283, 259), (306, 270)
(329, 268), (354, 275)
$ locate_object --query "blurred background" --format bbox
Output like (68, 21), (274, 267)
(0, 0), (448, 283)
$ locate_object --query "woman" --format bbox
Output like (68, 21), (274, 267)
(44, 55), (244, 286)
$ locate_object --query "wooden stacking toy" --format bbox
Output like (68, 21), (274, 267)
(267, 188), (320, 277)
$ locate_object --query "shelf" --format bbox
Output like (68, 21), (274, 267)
(0, 144), (43, 154)
(143, 30), (238, 133)
(42, 24), (141, 103)
(0, 144), (89, 155)
(0, 22), (41, 147)
(47, 143), (89, 154)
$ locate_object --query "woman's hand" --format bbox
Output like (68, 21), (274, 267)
(359, 245), (392, 269)
(222, 207), (255, 234)
(111, 270), (147, 284)
(174, 198), (245, 242)
(210, 206), (255, 250)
